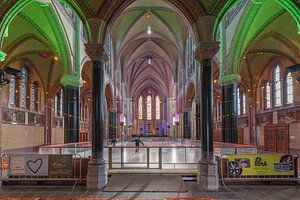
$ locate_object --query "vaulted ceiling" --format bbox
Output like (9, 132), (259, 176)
(0, 1), (71, 94)
(111, 0), (191, 98)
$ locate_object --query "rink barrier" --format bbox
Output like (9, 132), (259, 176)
(217, 154), (300, 182)
(0, 154), (87, 183)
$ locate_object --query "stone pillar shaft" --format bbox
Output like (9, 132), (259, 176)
(91, 60), (105, 161)
(201, 59), (214, 161)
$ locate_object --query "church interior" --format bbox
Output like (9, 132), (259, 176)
(0, 0), (300, 199)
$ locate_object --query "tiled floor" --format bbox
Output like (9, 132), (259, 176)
(0, 182), (299, 199)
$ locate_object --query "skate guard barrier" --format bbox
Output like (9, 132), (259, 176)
(0, 154), (88, 183)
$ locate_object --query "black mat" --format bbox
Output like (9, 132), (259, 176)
(103, 174), (188, 192)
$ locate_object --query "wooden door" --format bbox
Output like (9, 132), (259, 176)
(237, 128), (244, 144)
(265, 127), (277, 152)
(264, 126), (289, 153)
(277, 127), (289, 153)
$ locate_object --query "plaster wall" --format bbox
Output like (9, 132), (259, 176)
(51, 128), (64, 144)
(256, 125), (264, 146)
(289, 123), (300, 150)
(1, 124), (44, 151)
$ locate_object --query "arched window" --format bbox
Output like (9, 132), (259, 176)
(30, 82), (39, 111)
(54, 88), (63, 116)
(138, 96), (143, 120)
(286, 72), (293, 104)
(265, 82), (271, 109)
(273, 65), (281, 106)
(8, 75), (16, 105)
(59, 88), (63, 116)
(155, 95), (160, 120)
(242, 93), (246, 114)
(54, 93), (58, 116)
(147, 95), (152, 120)
(237, 87), (241, 115)
(20, 67), (29, 109)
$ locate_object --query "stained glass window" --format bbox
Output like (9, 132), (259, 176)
(138, 96), (143, 119)
(54, 94), (58, 116)
(147, 95), (152, 120)
(8, 75), (16, 105)
(286, 72), (293, 104)
(265, 82), (271, 109)
(242, 93), (246, 114)
(59, 88), (63, 116)
(20, 67), (28, 108)
(237, 87), (240, 115)
(274, 65), (281, 106)
(155, 95), (160, 120)
(30, 82), (38, 111)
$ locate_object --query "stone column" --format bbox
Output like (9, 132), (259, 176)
(108, 108), (117, 139)
(248, 95), (257, 145)
(195, 42), (219, 191)
(44, 98), (53, 144)
(61, 75), (81, 144)
(85, 43), (108, 190)
(220, 75), (240, 144)
(182, 107), (191, 139)
(195, 97), (201, 140)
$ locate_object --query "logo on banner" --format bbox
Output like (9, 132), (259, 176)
(27, 158), (43, 174)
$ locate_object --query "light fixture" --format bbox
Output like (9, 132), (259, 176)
(147, 56), (153, 64)
(147, 25), (152, 35)
(54, 56), (58, 61)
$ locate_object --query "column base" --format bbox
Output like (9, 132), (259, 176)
(86, 160), (107, 190)
(197, 161), (219, 191)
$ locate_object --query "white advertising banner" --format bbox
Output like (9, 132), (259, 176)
(10, 155), (49, 176)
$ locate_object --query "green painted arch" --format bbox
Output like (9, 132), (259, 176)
(213, 0), (300, 40)
(0, 0), (91, 48)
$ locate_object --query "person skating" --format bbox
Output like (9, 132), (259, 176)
(131, 137), (144, 153)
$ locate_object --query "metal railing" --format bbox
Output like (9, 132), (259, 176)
(108, 146), (200, 170)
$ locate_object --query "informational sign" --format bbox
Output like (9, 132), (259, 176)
(48, 155), (72, 176)
(10, 155), (49, 176)
(228, 154), (294, 176)
(10, 155), (25, 175)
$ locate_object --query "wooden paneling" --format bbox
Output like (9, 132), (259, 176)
(237, 128), (244, 144)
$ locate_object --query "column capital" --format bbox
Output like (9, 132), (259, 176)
(194, 42), (219, 62)
(0, 51), (7, 62)
(60, 74), (82, 88)
(219, 74), (241, 86)
(85, 43), (108, 62)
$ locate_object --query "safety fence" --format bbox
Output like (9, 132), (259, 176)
(0, 154), (88, 184)
(108, 146), (200, 170)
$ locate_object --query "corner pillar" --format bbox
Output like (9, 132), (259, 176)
(85, 43), (108, 190)
(195, 41), (220, 191)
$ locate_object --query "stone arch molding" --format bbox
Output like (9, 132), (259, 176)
(213, 0), (300, 40)
(0, 0), (87, 78)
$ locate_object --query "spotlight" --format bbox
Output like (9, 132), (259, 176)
(54, 56), (58, 61)
(147, 25), (152, 35)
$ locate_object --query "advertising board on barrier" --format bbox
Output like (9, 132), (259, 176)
(48, 155), (72, 176)
(228, 154), (294, 176)
(9, 154), (73, 177)
(10, 155), (49, 176)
